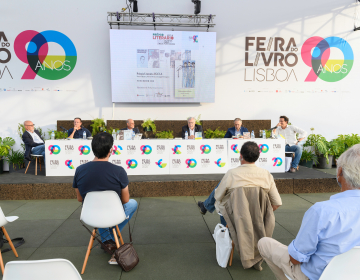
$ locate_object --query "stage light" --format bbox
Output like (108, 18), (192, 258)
(191, 0), (201, 15)
(128, 0), (138, 13)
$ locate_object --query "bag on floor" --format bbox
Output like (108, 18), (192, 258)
(213, 224), (232, 268)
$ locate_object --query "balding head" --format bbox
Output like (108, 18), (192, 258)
(127, 119), (135, 130)
(24, 120), (34, 132)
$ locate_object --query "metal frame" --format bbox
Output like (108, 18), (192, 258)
(107, 12), (216, 29)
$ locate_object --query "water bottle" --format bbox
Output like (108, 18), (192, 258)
(83, 131), (86, 139)
(112, 131), (116, 140)
(262, 130), (266, 139)
(185, 131), (188, 140)
(132, 131), (135, 140)
(251, 131), (255, 139)
(51, 131), (55, 140)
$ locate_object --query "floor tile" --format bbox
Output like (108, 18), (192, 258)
(28, 246), (122, 280)
(0, 200), (28, 216)
(137, 196), (199, 217)
(277, 194), (313, 213)
(273, 222), (295, 240)
(121, 243), (232, 280)
(314, 168), (337, 176)
(8, 200), (80, 220)
(2, 219), (64, 248)
(132, 215), (213, 244)
(296, 193), (337, 204)
(274, 212), (306, 237)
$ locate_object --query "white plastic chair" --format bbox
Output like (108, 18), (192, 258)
(80, 191), (126, 274)
(0, 207), (19, 275)
(3, 259), (82, 280)
(285, 246), (360, 280)
(25, 154), (43, 175)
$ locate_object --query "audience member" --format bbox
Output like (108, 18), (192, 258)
(258, 144), (360, 280)
(197, 141), (282, 226)
(73, 132), (138, 265)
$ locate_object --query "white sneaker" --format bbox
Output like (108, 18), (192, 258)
(108, 253), (117, 265)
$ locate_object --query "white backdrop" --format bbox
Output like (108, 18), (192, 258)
(1, 0), (360, 171)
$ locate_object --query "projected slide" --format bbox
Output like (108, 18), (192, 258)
(110, 30), (216, 103)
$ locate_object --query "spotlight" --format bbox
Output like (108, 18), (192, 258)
(191, 0), (201, 15)
(128, 0), (138, 13)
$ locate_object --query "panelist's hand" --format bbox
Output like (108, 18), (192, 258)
(188, 135), (195, 139)
(73, 126), (79, 131)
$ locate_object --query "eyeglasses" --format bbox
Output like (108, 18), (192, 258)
(25, 124), (35, 127)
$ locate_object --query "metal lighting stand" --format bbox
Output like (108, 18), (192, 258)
(107, 12), (215, 30)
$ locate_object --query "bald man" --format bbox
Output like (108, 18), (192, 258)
(121, 119), (140, 134)
(22, 120), (45, 162)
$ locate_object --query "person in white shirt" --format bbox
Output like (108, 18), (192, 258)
(22, 120), (45, 162)
(274, 116), (307, 173)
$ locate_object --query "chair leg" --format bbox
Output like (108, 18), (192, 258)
(115, 225), (124, 245)
(229, 241), (235, 266)
(81, 228), (96, 275)
(25, 161), (31, 174)
(39, 158), (42, 172)
(2, 227), (18, 258)
(0, 249), (4, 275)
(113, 228), (120, 249)
(35, 157), (38, 176)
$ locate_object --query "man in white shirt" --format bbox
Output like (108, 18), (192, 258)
(22, 120), (45, 162)
(274, 116), (307, 173)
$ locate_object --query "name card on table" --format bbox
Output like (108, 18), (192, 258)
(195, 132), (203, 140)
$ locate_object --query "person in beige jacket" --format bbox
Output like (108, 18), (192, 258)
(197, 141), (282, 226)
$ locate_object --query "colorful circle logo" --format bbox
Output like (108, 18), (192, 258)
(214, 158), (226, 168)
(259, 144), (269, 153)
(155, 159), (167, 168)
(200, 145), (211, 154)
(272, 157), (283, 166)
(14, 30), (77, 80)
(78, 145), (91, 155)
(48, 145), (61, 155)
(185, 159), (197, 168)
(140, 145), (152, 155)
(301, 36), (353, 82)
(172, 145), (181, 154)
(65, 160), (74, 169)
(231, 144), (240, 154)
(126, 159), (138, 169)
(112, 145), (123, 155)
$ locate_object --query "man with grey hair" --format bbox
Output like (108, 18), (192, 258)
(181, 117), (204, 139)
(121, 119), (140, 134)
(22, 120), (45, 162)
(224, 118), (249, 138)
(258, 144), (360, 280)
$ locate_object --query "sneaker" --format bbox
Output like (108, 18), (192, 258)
(290, 167), (296, 173)
(108, 253), (118, 265)
(197, 201), (207, 215)
(296, 165), (299, 171)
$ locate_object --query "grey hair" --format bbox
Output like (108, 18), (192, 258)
(187, 117), (195, 122)
(126, 119), (133, 124)
(337, 144), (360, 189)
(234, 118), (242, 122)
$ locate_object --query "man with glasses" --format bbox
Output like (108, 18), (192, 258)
(22, 120), (45, 161)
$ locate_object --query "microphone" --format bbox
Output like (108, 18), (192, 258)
(60, 126), (68, 133)
(270, 126), (279, 130)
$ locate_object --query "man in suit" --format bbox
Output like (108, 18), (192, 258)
(121, 119), (140, 134)
(22, 120), (45, 161)
(67, 118), (91, 139)
(181, 117), (204, 139)
(224, 118), (249, 138)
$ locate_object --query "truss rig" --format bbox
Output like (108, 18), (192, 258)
(107, 12), (216, 30)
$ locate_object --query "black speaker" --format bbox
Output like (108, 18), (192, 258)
(194, 1), (201, 14)
(133, 1), (138, 13)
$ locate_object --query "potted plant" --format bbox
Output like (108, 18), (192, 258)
(0, 137), (15, 174)
(90, 118), (106, 136)
(299, 149), (318, 168)
(204, 128), (226, 139)
(303, 132), (332, 169)
(155, 130), (174, 139)
(47, 130), (68, 139)
(141, 119), (156, 132)
(6, 149), (25, 173)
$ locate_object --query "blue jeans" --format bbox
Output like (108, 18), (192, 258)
(32, 144), (45, 159)
(285, 144), (302, 168)
(98, 199), (138, 242)
(203, 182), (227, 226)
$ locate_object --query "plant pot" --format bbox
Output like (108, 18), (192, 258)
(332, 157), (336, 167)
(145, 127), (152, 132)
(317, 155), (333, 169)
(9, 163), (24, 173)
(0, 159), (3, 174)
(299, 160), (313, 168)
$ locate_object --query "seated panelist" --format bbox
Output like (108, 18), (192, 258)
(224, 118), (249, 138)
(68, 118), (91, 139)
(182, 117), (204, 139)
(121, 119), (140, 134)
